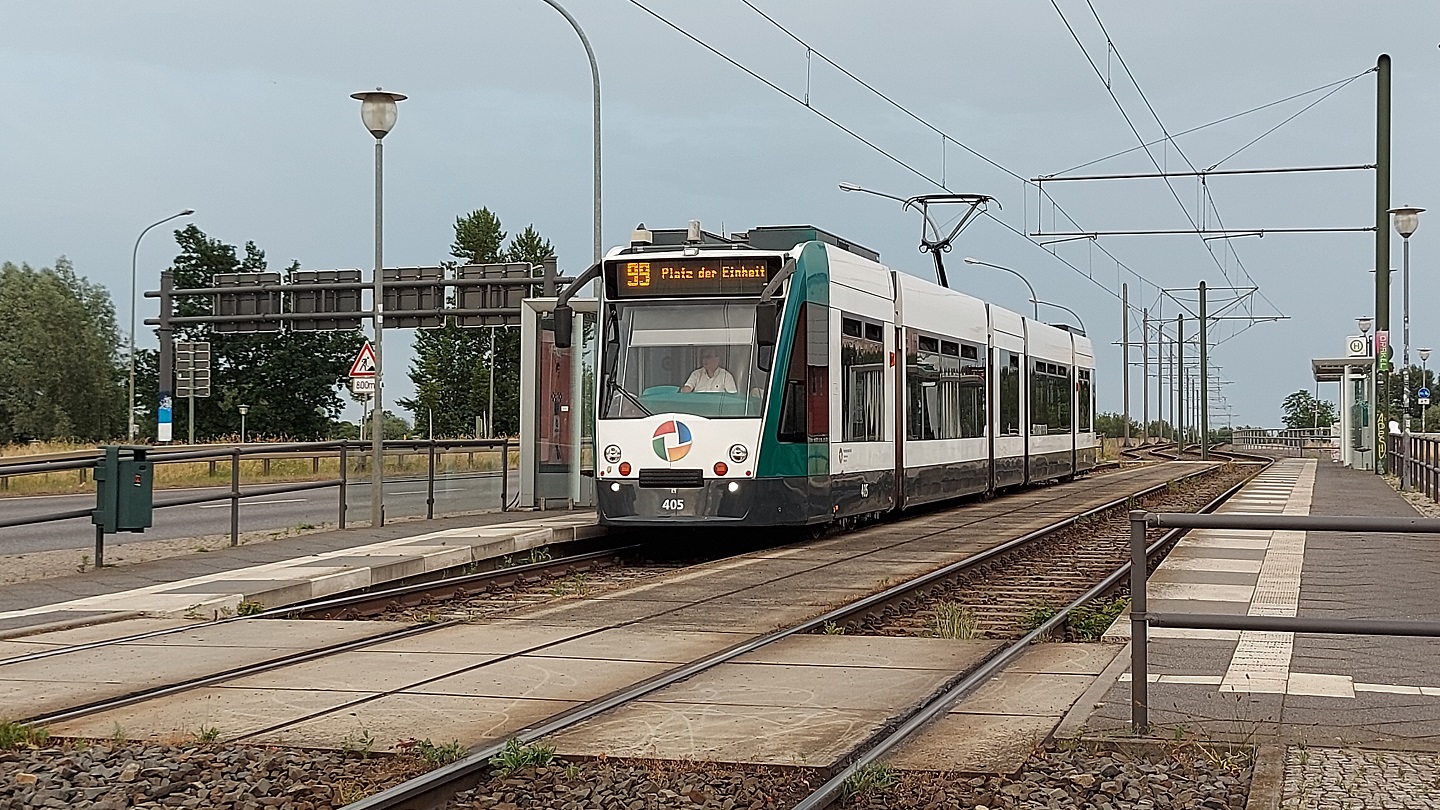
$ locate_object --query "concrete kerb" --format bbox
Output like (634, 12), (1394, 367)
(0, 515), (607, 629)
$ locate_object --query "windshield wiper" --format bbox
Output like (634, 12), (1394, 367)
(605, 376), (652, 417)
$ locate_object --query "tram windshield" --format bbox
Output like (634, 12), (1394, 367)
(601, 301), (770, 419)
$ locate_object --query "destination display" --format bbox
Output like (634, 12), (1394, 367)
(608, 257), (779, 299)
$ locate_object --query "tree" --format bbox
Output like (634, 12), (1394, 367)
(1093, 412), (1140, 439)
(140, 225), (363, 441)
(0, 258), (126, 443)
(1280, 390), (1337, 430)
(401, 210), (555, 437)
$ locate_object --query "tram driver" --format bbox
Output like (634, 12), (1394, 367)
(680, 348), (738, 394)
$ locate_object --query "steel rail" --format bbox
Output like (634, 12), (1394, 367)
(338, 463), (1233, 810)
(790, 461), (1264, 809)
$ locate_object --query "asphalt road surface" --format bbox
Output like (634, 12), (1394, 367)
(0, 472), (518, 554)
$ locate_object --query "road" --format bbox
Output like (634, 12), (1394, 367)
(0, 472), (519, 554)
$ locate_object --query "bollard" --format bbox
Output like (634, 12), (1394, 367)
(426, 439), (436, 520)
(500, 439), (509, 512)
(1129, 509), (1149, 734)
(230, 448), (241, 547)
(339, 445), (348, 530)
(94, 524), (105, 569)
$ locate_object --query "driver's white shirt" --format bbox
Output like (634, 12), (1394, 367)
(683, 366), (737, 393)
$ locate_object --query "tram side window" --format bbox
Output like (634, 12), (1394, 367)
(778, 303), (829, 443)
(842, 316), (885, 442)
(906, 335), (986, 440)
(999, 351), (1022, 436)
(1077, 368), (1093, 432)
(1029, 360), (1073, 435)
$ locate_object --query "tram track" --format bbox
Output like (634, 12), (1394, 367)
(0, 461), (1241, 810)
(334, 461), (1255, 810)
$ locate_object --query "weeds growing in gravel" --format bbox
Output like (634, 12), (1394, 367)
(822, 621), (846, 635)
(194, 725), (221, 743)
(412, 738), (468, 767)
(109, 723), (128, 745)
(526, 547), (552, 564)
(842, 763), (898, 798)
(928, 602), (980, 639)
(0, 721), (49, 749)
(235, 600), (266, 616)
(1068, 596), (1129, 640)
(341, 728), (376, 759)
(1020, 603), (1059, 633)
(488, 738), (556, 775)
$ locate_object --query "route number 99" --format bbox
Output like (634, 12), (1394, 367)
(626, 262), (651, 288)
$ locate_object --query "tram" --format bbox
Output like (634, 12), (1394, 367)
(554, 223), (1096, 527)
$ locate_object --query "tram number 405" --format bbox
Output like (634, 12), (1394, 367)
(661, 498), (685, 511)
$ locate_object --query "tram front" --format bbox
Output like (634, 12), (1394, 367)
(590, 246), (783, 525)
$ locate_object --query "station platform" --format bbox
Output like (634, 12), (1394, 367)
(0, 508), (599, 638)
(1071, 458), (1440, 806)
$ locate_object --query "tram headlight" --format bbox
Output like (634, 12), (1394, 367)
(604, 445), (622, 463)
(728, 444), (748, 463)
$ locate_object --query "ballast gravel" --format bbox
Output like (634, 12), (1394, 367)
(1, 741), (428, 809)
(444, 745), (1250, 809)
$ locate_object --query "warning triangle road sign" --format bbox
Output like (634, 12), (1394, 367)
(349, 342), (377, 377)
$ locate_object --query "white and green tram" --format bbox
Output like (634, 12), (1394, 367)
(554, 223), (1096, 528)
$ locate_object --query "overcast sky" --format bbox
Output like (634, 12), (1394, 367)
(3, 1), (1437, 430)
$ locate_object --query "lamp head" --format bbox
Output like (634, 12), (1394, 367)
(238, 404), (249, 415)
(963, 256), (981, 265)
(1358, 316), (1373, 335)
(1390, 205), (1425, 238)
(180, 209), (195, 216)
(837, 182), (861, 192)
(351, 88), (407, 139)
(1422, 348), (1432, 362)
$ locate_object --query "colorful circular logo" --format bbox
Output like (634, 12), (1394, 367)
(652, 420), (693, 462)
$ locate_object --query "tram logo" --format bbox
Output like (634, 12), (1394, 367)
(652, 420), (693, 461)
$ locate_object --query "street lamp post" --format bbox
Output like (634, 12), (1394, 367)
(129, 209), (194, 440)
(1032, 299), (1087, 334)
(536, 0), (601, 261)
(1422, 347), (1432, 433)
(1391, 205), (1424, 490)
(238, 404), (249, 444)
(352, 88), (406, 528)
(961, 257), (1039, 319)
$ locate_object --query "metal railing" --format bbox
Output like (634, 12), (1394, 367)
(0, 439), (513, 567)
(1127, 509), (1440, 732)
(1387, 432), (1440, 502)
(1231, 427), (1338, 458)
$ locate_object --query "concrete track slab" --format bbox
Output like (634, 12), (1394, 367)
(252, 693), (581, 752)
(520, 598), (696, 626)
(551, 701), (889, 767)
(959, 672), (1094, 716)
(360, 622), (596, 655)
(107, 619), (410, 649)
(0, 618), (196, 646)
(642, 662), (955, 710)
(49, 686), (381, 742)
(1004, 643), (1119, 675)
(221, 650), (503, 693)
(404, 655), (673, 701)
(889, 713), (1057, 773)
(734, 636), (997, 671)
(537, 628), (752, 663)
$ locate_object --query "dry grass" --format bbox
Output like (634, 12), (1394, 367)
(0, 441), (518, 498)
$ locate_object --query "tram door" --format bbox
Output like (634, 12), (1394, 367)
(520, 298), (597, 509)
